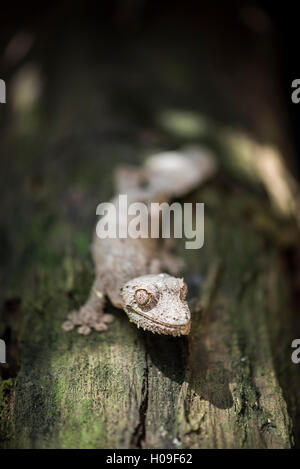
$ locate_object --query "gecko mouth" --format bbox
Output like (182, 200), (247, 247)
(125, 306), (190, 335)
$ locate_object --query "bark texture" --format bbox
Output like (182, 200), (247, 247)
(1, 14), (300, 448)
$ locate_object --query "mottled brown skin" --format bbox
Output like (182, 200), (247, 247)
(62, 227), (186, 335)
(62, 148), (216, 335)
(121, 273), (190, 335)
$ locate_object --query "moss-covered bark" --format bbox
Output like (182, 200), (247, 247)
(0, 179), (297, 448)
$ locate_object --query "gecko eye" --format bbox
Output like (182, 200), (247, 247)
(180, 283), (188, 301)
(135, 289), (151, 307)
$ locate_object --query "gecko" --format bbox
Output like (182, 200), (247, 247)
(62, 147), (216, 336)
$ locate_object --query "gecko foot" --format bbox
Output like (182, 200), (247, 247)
(62, 307), (114, 335)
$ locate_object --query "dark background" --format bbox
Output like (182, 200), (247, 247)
(0, 0), (300, 174)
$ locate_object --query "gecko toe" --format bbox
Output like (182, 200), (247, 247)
(62, 320), (74, 332)
(94, 322), (108, 332)
(78, 325), (91, 335)
(102, 314), (114, 323)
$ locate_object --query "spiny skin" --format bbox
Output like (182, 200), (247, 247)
(62, 230), (186, 335)
(121, 273), (190, 336)
(62, 147), (216, 336)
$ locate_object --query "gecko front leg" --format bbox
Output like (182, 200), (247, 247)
(62, 275), (114, 335)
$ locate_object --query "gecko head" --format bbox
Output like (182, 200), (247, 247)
(121, 273), (191, 336)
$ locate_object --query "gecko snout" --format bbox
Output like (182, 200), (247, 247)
(121, 273), (191, 336)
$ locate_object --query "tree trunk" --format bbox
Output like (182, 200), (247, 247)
(1, 175), (298, 448)
(1, 14), (300, 449)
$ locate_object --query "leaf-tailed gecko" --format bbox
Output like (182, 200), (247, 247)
(62, 147), (216, 336)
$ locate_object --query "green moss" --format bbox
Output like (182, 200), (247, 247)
(0, 378), (14, 444)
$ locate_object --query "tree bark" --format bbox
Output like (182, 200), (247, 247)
(1, 176), (298, 448)
(1, 16), (300, 449)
